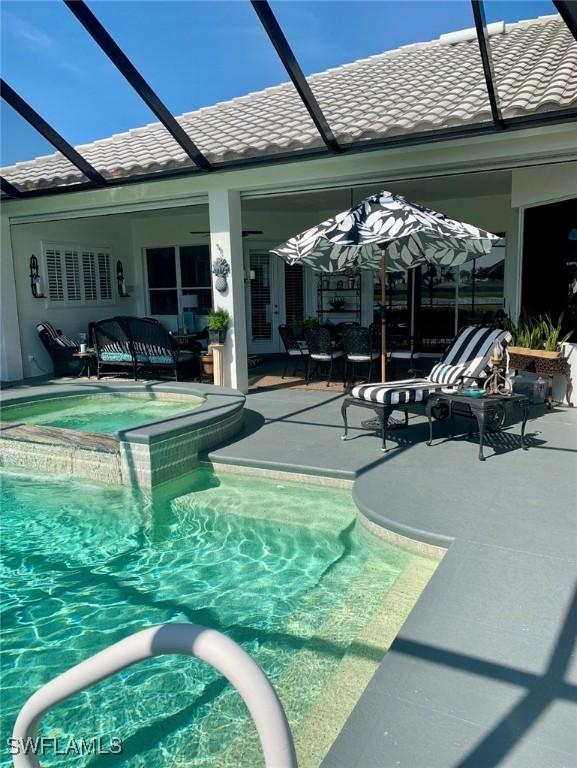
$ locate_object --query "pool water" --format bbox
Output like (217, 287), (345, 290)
(0, 393), (203, 435)
(0, 468), (436, 768)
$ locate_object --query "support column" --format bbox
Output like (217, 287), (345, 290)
(0, 215), (24, 381)
(208, 189), (249, 392)
(504, 207), (522, 321)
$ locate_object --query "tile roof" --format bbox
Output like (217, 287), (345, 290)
(2, 14), (576, 192)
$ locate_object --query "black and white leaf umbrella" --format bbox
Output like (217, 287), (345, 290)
(271, 191), (498, 380)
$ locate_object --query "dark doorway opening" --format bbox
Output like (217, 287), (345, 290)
(522, 198), (577, 334)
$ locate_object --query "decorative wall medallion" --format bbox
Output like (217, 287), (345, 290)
(212, 249), (231, 293)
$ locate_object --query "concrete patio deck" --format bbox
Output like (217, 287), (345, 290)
(208, 388), (577, 767)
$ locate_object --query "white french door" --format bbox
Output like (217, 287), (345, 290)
(245, 248), (283, 354)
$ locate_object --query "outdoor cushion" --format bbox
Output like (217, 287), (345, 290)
(288, 343), (308, 356)
(352, 379), (441, 406)
(100, 351), (132, 363)
(429, 361), (467, 385)
(248, 355), (264, 369)
(37, 322), (78, 348)
(441, 326), (511, 380)
(347, 352), (380, 362)
(310, 350), (344, 360)
(136, 353), (174, 365)
(53, 334), (78, 348)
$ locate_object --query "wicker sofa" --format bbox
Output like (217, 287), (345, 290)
(92, 316), (194, 381)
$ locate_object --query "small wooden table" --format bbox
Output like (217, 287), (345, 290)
(170, 331), (206, 351)
(426, 391), (530, 461)
(72, 349), (96, 379)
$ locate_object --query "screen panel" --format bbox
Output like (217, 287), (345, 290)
(91, 0), (323, 165)
(0, 101), (90, 192)
(271, 0), (492, 148)
(0, 0), (195, 187)
(484, 1), (577, 121)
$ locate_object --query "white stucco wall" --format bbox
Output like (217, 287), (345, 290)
(1, 215), (24, 381)
(511, 161), (577, 208)
(9, 214), (135, 379)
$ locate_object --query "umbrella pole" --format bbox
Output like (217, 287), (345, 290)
(381, 249), (388, 381)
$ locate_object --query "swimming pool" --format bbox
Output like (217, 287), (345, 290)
(0, 392), (204, 435)
(0, 467), (437, 767)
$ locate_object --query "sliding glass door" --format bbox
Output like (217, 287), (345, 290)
(372, 237), (506, 351)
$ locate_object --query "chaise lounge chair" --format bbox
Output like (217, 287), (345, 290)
(341, 325), (511, 451)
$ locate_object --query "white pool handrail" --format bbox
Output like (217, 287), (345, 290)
(11, 623), (297, 768)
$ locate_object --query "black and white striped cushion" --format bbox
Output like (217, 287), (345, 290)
(55, 334), (78, 348)
(429, 362), (466, 385)
(441, 326), (511, 381)
(37, 322), (78, 348)
(37, 322), (59, 340)
(352, 379), (441, 406)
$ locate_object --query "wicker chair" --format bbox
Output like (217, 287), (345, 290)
(36, 322), (81, 377)
(342, 326), (379, 385)
(304, 326), (344, 385)
(92, 316), (194, 381)
(279, 325), (309, 379)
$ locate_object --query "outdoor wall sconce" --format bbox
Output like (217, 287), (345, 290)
(116, 260), (130, 297)
(212, 250), (230, 293)
(29, 255), (45, 298)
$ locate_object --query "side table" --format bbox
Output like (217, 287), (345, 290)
(426, 392), (530, 461)
(72, 350), (96, 379)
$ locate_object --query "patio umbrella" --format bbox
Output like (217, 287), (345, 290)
(271, 191), (498, 380)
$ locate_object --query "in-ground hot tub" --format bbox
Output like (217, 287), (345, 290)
(0, 391), (206, 435)
(0, 382), (245, 488)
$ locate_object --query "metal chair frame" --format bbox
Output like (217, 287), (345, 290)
(304, 326), (343, 386)
(342, 326), (378, 386)
(278, 324), (309, 379)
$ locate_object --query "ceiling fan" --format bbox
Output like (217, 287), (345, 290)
(189, 230), (264, 237)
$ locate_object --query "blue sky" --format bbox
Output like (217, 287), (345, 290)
(1, 0), (557, 166)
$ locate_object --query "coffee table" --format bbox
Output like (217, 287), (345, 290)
(425, 391), (530, 461)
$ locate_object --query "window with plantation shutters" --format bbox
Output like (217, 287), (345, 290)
(65, 249), (81, 302)
(98, 252), (112, 300)
(45, 248), (64, 302)
(43, 243), (114, 307)
(82, 251), (98, 301)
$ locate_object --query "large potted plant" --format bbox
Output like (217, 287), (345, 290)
(505, 314), (574, 407)
(506, 313), (572, 363)
(207, 307), (230, 345)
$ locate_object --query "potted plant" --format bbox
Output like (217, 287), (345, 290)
(207, 307), (230, 345)
(200, 351), (214, 378)
(506, 313), (572, 361)
(505, 313), (574, 408)
(302, 316), (319, 330)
